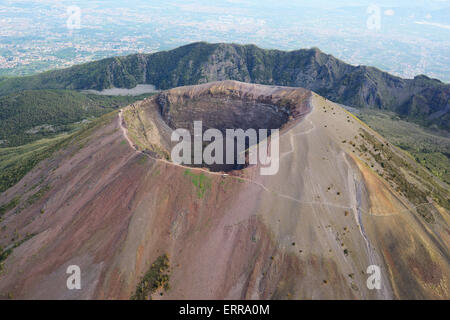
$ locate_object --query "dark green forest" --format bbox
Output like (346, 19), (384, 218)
(0, 42), (448, 131)
(0, 90), (152, 147)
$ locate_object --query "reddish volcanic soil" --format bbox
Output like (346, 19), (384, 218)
(0, 81), (448, 300)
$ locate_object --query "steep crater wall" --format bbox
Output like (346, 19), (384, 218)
(154, 81), (312, 171)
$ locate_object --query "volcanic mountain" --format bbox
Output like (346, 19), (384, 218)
(0, 81), (448, 299)
(0, 42), (448, 130)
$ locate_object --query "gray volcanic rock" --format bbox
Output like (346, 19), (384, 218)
(0, 42), (448, 130)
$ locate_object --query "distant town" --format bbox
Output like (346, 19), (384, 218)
(1, 0), (449, 82)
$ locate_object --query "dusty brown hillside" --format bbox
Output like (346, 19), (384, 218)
(0, 81), (448, 299)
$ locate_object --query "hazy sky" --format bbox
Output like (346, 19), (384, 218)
(0, 0), (449, 81)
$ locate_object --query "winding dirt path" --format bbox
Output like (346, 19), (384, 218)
(280, 118), (316, 161)
(117, 109), (427, 218)
(118, 109), (354, 210)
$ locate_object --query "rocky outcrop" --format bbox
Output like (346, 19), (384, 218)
(0, 42), (448, 130)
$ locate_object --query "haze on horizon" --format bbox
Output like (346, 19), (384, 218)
(0, 0), (449, 82)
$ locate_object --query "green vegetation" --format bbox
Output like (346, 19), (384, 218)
(0, 135), (68, 193)
(0, 233), (36, 274)
(151, 168), (160, 177)
(26, 184), (51, 207)
(137, 154), (148, 165)
(131, 254), (170, 300)
(0, 112), (116, 193)
(359, 109), (450, 184)
(360, 129), (449, 222)
(184, 169), (212, 199)
(0, 42), (447, 131)
(0, 89), (152, 147)
(414, 152), (449, 182)
(0, 196), (20, 217)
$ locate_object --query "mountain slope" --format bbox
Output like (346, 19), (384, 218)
(0, 42), (448, 130)
(0, 81), (448, 299)
(0, 90), (154, 147)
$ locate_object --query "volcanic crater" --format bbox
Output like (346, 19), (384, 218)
(0, 81), (448, 300)
(128, 80), (312, 171)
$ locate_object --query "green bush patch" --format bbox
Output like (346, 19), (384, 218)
(0, 233), (36, 274)
(26, 184), (51, 207)
(184, 169), (211, 199)
(0, 196), (20, 217)
(131, 254), (170, 300)
(0, 112), (115, 193)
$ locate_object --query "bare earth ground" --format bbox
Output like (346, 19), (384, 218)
(0, 81), (448, 299)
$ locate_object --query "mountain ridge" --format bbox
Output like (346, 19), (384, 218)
(0, 42), (448, 130)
